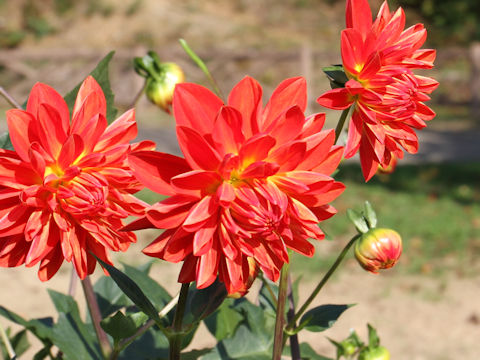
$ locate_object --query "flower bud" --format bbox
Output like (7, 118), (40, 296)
(228, 257), (259, 298)
(134, 51), (185, 113)
(354, 228), (402, 273)
(145, 62), (185, 113)
(358, 346), (390, 360)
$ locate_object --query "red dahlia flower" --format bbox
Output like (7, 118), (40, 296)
(317, 0), (438, 181)
(127, 76), (345, 294)
(0, 76), (154, 280)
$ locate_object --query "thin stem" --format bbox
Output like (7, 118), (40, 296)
(169, 283), (190, 360)
(110, 293), (180, 360)
(287, 235), (360, 331)
(68, 268), (78, 297)
(286, 274), (300, 360)
(179, 39), (224, 100)
(0, 87), (22, 110)
(81, 277), (111, 359)
(128, 82), (146, 109)
(334, 107), (351, 144)
(0, 319), (16, 360)
(272, 263), (289, 360)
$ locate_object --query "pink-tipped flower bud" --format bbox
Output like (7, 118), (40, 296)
(354, 228), (402, 273)
(358, 346), (391, 360)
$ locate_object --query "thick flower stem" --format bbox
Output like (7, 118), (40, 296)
(286, 235), (360, 333)
(81, 277), (112, 359)
(272, 262), (289, 360)
(169, 283), (190, 360)
(0, 86), (22, 109)
(286, 274), (300, 360)
(334, 107), (351, 144)
(0, 319), (16, 360)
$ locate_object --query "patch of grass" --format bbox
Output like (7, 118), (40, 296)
(294, 162), (480, 277)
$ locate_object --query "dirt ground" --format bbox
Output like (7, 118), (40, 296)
(1, 235), (479, 360)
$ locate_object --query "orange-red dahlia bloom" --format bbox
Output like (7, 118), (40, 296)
(0, 76), (154, 281)
(127, 76), (345, 294)
(317, 0), (438, 181)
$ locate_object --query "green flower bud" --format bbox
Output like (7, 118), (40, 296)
(358, 346), (390, 360)
(145, 62), (185, 113)
(354, 228), (402, 274)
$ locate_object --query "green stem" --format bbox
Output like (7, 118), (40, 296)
(334, 107), (351, 144)
(286, 274), (300, 360)
(81, 277), (112, 359)
(286, 235), (360, 332)
(272, 263), (289, 360)
(109, 293), (180, 360)
(0, 86), (22, 110)
(179, 39), (224, 99)
(0, 319), (16, 360)
(169, 283), (190, 360)
(128, 82), (147, 109)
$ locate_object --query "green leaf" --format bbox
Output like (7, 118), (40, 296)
(183, 280), (227, 325)
(367, 323), (380, 348)
(347, 209), (369, 234)
(63, 51), (117, 122)
(0, 132), (13, 150)
(10, 329), (30, 358)
(122, 263), (172, 309)
(363, 201), (377, 228)
(100, 311), (148, 342)
(0, 306), (53, 344)
(117, 327), (169, 360)
(204, 299), (243, 341)
(301, 304), (353, 332)
(322, 65), (349, 89)
(33, 347), (53, 360)
(53, 312), (102, 360)
(94, 276), (130, 318)
(283, 342), (333, 360)
(94, 257), (162, 326)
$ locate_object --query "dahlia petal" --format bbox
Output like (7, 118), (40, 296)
(183, 195), (217, 232)
(178, 254), (197, 283)
(346, 0), (372, 34)
(176, 126), (221, 171)
(72, 76), (106, 131)
(28, 143), (46, 177)
(171, 170), (221, 192)
(95, 109), (137, 152)
(360, 137), (380, 181)
(0, 234), (27, 267)
(218, 221), (238, 260)
(6, 109), (37, 163)
(301, 113), (326, 138)
(173, 83), (223, 136)
(238, 134), (276, 165)
(283, 236), (315, 257)
(78, 113), (108, 153)
(58, 134), (84, 169)
(317, 88), (353, 110)
(344, 112), (363, 158)
(142, 229), (175, 257)
(38, 243), (64, 281)
(193, 217), (217, 256)
(0, 205), (29, 236)
(146, 197), (193, 229)
(241, 161), (280, 179)
(37, 103), (68, 158)
(129, 151), (190, 196)
(216, 182), (236, 207)
(297, 129), (335, 171)
(212, 106), (245, 155)
(25, 213), (54, 266)
(262, 77), (307, 129)
(26, 82), (70, 133)
(196, 241), (220, 289)
(227, 76), (263, 137)
(162, 228), (193, 263)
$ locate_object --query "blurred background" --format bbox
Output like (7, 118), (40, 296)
(0, 0), (479, 359)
